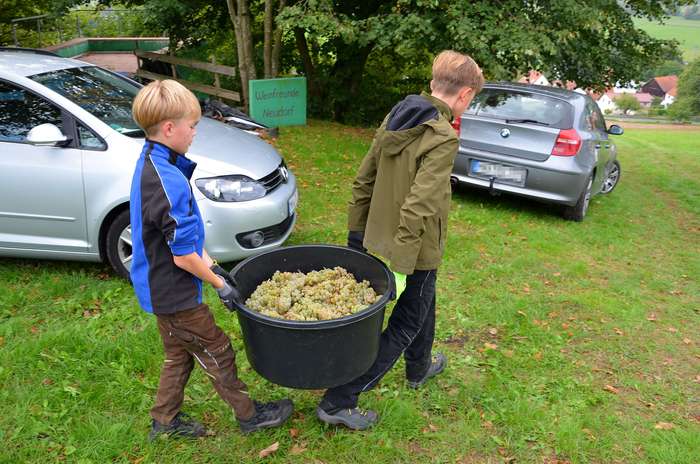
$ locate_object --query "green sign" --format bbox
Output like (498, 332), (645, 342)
(249, 77), (307, 127)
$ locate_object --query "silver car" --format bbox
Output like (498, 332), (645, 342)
(451, 82), (622, 221)
(0, 48), (298, 278)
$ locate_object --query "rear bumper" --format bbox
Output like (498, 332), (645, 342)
(452, 148), (590, 206)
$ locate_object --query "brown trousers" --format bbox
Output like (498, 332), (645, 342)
(151, 304), (255, 424)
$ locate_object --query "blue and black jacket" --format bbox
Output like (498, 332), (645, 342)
(129, 140), (205, 314)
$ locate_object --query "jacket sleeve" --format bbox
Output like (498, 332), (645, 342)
(347, 135), (380, 232)
(389, 134), (458, 274)
(145, 160), (201, 256)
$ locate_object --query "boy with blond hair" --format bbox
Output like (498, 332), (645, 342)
(129, 79), (293, 440)
(317, 51), (484, 430)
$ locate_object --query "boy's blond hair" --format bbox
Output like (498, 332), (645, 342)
(132, 79), (201, 136)
(431, 50), (484, 96)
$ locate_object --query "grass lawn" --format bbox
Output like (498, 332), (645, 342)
(635, 16), (700, 61)
(1, 122), (698, 463)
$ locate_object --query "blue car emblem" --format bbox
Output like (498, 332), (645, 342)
(500, 128), (510, 138)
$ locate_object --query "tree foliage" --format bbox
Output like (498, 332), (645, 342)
(669, 57), (700, 120)
(276, 0), (695, 123)
(615, 93), (642, 114)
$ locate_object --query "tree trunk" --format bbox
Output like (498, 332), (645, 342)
(331, 44), (373, 122)
(294, 27), (318, 98)
(264, 0), (273, 78)
(271, 0), (286, 77)
(225, 0), (256, 109)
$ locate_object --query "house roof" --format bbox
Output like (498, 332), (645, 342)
(667, 86), (677, 97)
(633, 92), (653, 104)
(651, 75), (679, 93)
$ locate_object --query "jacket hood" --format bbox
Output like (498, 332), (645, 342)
(378, 93), (452, 156)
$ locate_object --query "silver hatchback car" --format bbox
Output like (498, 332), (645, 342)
(0, 48), (298, 278)
(451, 82), (622, 221)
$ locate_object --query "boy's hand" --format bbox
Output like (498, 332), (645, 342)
(216, 277), (240, 311)
(210, 263), (236, 287)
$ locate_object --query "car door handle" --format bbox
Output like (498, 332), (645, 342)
(605, 144), (610, 149)
(595, 144), (601, 149)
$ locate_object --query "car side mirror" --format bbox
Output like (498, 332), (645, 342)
(26, 123), (70, 147)
(607, 124), (624, 136)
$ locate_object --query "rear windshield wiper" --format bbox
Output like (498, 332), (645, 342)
(505, 118), (550, 126)
(120, 128), (145, 138)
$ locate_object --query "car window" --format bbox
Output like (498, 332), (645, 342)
(30, 66), (144, 137)
(0, 81), (64, 143)
(592, 106), (607, 133)
(465, 88), (574, 129)
(78, 123), (106, 150)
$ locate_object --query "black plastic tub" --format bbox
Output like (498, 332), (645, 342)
(229, 245), (395, 389)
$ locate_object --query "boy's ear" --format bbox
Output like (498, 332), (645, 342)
(161, 120), (175, 136)
(429, 79), (435, 92)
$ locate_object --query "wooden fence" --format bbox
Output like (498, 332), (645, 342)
(135, 50), (240, 103)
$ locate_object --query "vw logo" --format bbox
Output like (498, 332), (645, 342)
(280, 166), (289, 182)
(500, 128), (511, 138)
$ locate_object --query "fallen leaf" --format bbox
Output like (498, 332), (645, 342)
(694, 375), (700, 383)
(646, 313), (658, 322)
(667, 327), (678, 333)
(614, 328), (624, 335)
(682, 338), (692, 345)
(561, 323), (570, 330)
(421, 423), (439, 433)
(523, 285), (530, 294)
(604, 385), (619, 394)
(42, 378), (53, 386)
(483, 342), (498, 350)
(553, 272), (561, 277)
(289, 428), (299, 439)
(482, 420), (494, 429)
(533, 351), (543, 361)
(30, 326), (39, 334)
(517, 311), (526, 317)
(258, 442), (279, 458)
(290, 444), (307, 455)
(488, 327), (498, 336)
(654, 422), (674, 430)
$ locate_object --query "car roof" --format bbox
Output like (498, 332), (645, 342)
(0, 50), (87, 79)
(484, 81), (585, 102)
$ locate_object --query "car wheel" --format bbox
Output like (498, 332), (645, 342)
(562, 174), (593, 222)
(106, 210), (132, 280)
(600, 160), (621, 194)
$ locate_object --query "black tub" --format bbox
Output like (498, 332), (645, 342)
(229, 245), (395, 389)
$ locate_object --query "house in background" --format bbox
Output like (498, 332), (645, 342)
(633, 92), (653, 108)
(518, 70), (550, 86)
(596, 92), (618, 113)
(642, 75), (678, 98)
(661, 86), (677, 108)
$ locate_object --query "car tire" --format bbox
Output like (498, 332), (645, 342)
(562, 173), (593, 222)
(600, 160), (621, 194)
(105, 209), (132, 280)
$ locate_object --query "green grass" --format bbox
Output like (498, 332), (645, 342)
(1, 122), (699, 463)
(635, 16), (700, 61)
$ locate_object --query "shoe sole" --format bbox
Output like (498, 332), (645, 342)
(316, 407), (376, 431)
(407, 358), (446, 389)
(240, 403), (294, 434)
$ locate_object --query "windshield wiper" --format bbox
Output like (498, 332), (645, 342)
(505, 118), (550, 126)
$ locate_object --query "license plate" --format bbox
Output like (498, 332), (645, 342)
(288, 190), (298, 216)
(470, 160), (526, 186)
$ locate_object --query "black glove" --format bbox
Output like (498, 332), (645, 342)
(347, 230), (367, 253)
(216, 277), (240, 311)
(211, 263), (237, 286)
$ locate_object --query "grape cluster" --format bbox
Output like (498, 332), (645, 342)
(245, 267), (382, 321)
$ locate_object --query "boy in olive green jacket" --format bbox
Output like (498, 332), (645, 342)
(318, 51), (484, 430)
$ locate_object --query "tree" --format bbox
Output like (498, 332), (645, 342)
(278, 0), (696, 122)
(669, 57), (700, 120)
(615, 94), (642, 114)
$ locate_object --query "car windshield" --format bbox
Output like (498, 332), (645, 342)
(466, 88), (573, 129)
(30, 66), (144, 136)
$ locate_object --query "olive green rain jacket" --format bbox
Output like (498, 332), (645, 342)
(347, 92), (459, 275)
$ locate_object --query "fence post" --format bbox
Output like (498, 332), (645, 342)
(37, 18), (42, 47)
(12, 24), (18, 46)
(76, 15), (82, 38)
(212, 56), (222, 102)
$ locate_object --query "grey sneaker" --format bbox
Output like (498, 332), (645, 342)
(239, 399), (294, 434)
(407, 353), (447, 389)
(316, 406), (378, 430)
(148, 412), (207, 441)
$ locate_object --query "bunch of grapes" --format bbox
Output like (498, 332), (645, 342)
(245, 267), (382, 321)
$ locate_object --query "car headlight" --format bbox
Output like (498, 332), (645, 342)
(195, 176), (267, 202)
